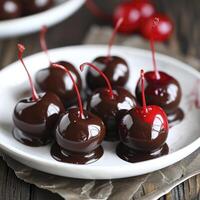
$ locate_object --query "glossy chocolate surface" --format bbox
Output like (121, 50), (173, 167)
(51, 107), (105, 164)
(0, 0), (22, 20)
(135, 71), (183, 122)
(118, 106), (168, 152)
(51, 143), (104, 165)
(21, 0), (53, 15)
(168, 108), (184, 128)
(35, 61), (82, 108)
(13, 92), (65, 146)
(87, 87), (137, 141)
(86, 56), (129, 92)
(116, 142), (169, 163)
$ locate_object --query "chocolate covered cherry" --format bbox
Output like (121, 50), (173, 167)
(81, 63), (137, 141)
(35, 26), (82, 108)
(51, 64), (105, 164)
(136, 17), (183, 126)
(13, 44), (64, 146)
(0, 0), (22, 20)
(135, 71), (182, 116)
(117, 70), (169, 163)
(86, 18), (129, 92)
(21, 0), (53, 15)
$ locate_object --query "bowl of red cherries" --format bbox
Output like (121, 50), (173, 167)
(0, 18), (199, 179)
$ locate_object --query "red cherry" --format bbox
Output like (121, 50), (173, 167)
(113, 1), (141, 33)
(36, 26), (82, 108)
(132, 0), (156, 27)
(141, 13), (173, 41)
(51, 63), (106, 164)
(118, 70), (168, 154)
(113, 0), (155, 34)
(136, 17), (183, 126)
(13, 44), (64, 146)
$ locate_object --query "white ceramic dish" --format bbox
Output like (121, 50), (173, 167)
(0, 45), (199, 179)
(0, 0), (85, 38)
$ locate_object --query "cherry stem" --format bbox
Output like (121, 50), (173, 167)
(80, 62), (114, 99)
(40, 26), (52, 66)
(141, 69), (147, 112)
(107, 17), (123, 59)
(150, 17), (160, 79)
(17, 44), (39, 101)
(52, 63), (85, 119)
(85, 0), (112, 21)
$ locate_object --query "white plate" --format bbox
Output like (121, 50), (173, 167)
(0, 45), (200, 179)
(0, 0), (85, 38)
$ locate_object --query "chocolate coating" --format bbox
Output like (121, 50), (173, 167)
(135, 71), (183, 126)
(21, 0), (53, 16)
(87, 87), (137, 141)
(116, 143), (169, 163)
(13, 92), (65, 146)
(0, 0), (22, 20)
(118, 106), (168, 152)
(51, 107), (105, 164)
(86, 56), (129, 92)
(35, 61), (82, 108)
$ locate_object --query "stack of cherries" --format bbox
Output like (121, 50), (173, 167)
(86, 0), (173, 42)
(12, 17), (183, 165)
(0, 0), (54, 20)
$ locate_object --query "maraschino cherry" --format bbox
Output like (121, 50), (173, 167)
(117, 69), (169, 163)
(86, 18), (129, 93)
(51, 63), (105, 164)
(81, 62), (137, 141)
(113, 0), (156, 34)
(0, 0), (22, 20)
(35, 26), (82, 108)
(135, 17), (183, 127)
(141, 13), (173, 41)
(13, 44), (65, 147)
(21, 0), (53, 15)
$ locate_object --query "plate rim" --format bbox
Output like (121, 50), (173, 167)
(0, 45), (200, 179)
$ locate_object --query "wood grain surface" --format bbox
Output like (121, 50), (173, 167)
(0, 0), (199, 199)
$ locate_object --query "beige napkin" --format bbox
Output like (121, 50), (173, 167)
(2, 26), (200, 200)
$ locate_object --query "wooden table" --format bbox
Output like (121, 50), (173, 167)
(0, 1), (200, 199)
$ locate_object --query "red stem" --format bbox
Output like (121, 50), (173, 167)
(150, 17), (160, 79)
(40, 26), (52, 66)
(107, 17), (123, 59)
(80, 62), (114, 99)
(141, 69), (147, 112)
(85, 0), (112, 21)
(52, 63), (85, 119)
(17, 44), (39, 101)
